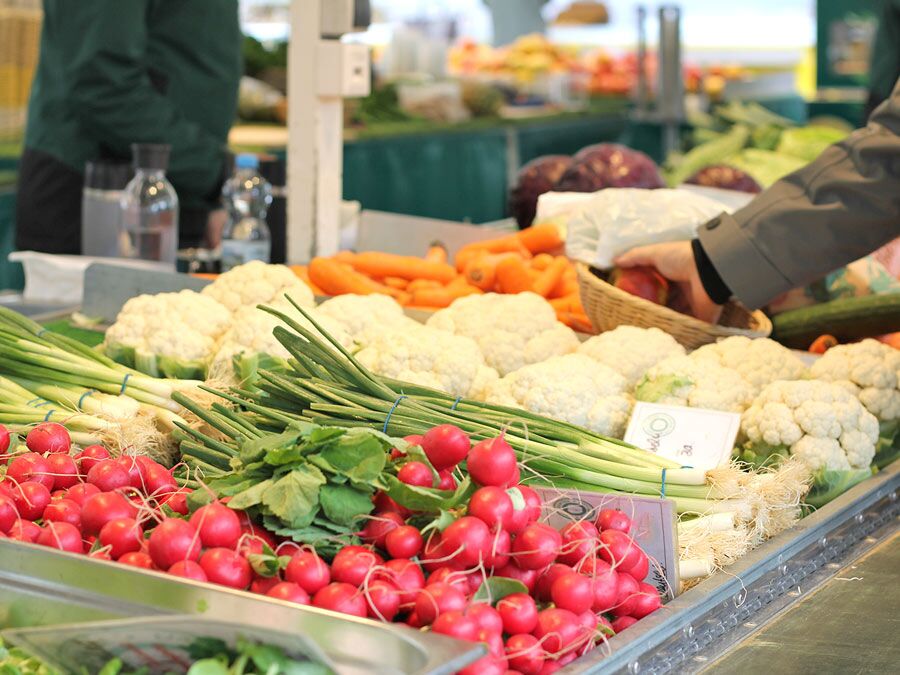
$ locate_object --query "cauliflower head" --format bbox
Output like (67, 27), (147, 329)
(316, 294), (410, 345)
(691, 336), (807, 394)
(201, 261), (315, 313)
(635, 354), (753, 413)
(427, 292), (579, 375)
(484, 353), (632, 437)
(741, 380), (879, 471)
(810, 339), (900, 423)
(577, 326), (685, 387)
(356, 324), (499, 399)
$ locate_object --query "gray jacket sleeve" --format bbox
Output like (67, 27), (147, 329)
(698, 77), (900, 310)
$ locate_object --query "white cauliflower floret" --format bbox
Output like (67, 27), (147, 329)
(201, 260), (315, 313)
(578, 326), (685, 387)
(427, 292), (579, 375)
(484, 353), (632, 437)
(741, 380), (878, 471)
(691, 336), (807, 394)
(355, 324), (497, 399)
(810, 339), (900, 422)
(635, 355), (753, 413)
(316, 294), (409, 345)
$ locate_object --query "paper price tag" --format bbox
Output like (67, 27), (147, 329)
(624, 402), (740, 471)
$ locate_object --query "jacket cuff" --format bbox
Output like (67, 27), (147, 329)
(691, 238), (732, 305)
(696, 212), (793, 310)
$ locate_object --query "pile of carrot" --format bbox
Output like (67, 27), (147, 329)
(291, 223), (593, 333)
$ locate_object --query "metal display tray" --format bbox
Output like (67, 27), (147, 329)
(0, 540), (483, 675)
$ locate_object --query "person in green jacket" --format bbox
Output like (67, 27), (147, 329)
(15, 0), (241, 255)
(867, 0), (900, 117)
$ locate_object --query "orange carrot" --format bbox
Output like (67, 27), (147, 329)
(516, 222), (563, 254)
(556, 309), (594, 333)
(291, 265), (325, 295)
(190, 273), (219, 280)
(446, 276), (483, 298)
(309, 257), (406, 299)
(464, 253), (500, 291)
(495, 256), (533, 294)
(456, 236), (531, 262)
(382, 276), (409, 290)
(531, 253), (554, 271)
(350, 251), (456, 283)
(533, 256), (571, 298)
(809, 334), (838, 354)
(407, 278), (442, 293)
(412, 286), (454, 308)
(333, 250), (356, 263)
(424, 243), (448, 264)
(549, 294), (583, 313)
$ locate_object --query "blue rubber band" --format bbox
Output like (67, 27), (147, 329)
(26, 397), (43, 407)
(36, 328), (47, 337)
(77, 390), (96, 409)
(382, 395), (408, 434)
(32, 399), (51, 409)
(660, 468), (667, 499)
(43, 409), (56, 422)
(118, 373), (132, 395)
(450, 396), (462, 411)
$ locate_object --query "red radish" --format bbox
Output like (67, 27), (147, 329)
(626, 550), (650, 582)
(421, 424), (470, 471)
(168, 560), (208, 582)
(148, 518), (202, 569)
(0, 496), (16, 533)
(312, 582), (367, 617)
(385, 525), (423, 559)
(512, 523), (561, 570)
(610, 266), (668, 305)
(42, 498), (81, 529)
(163, 488), (191, 515)
(612, 572), (640, 617)
(0, 424), (9, 455)
(89, 548), (112, 561)
(238, 531), (273, 557)
(577, 609), (598, 634)
(7, 453), (54, 490)
(406, 611), (424, 628)
(432, 610), (480, 641)
(267, 581), (311, 605)
(404, 434), (424, 446)
(11, 481), (51, 521)
(437, 469), (457, 491)
(506, 464), (521, 487)
(189, 502), (242, 549)
(86, 460), (130, 492)
(557, 521), (599, 567)
(536, 563), (574, 602)
(415, 582), (467, 625)
(493, 564), (539, 594)
(285, 551), (331, 594)
(360, 511), (404, 548)
(506, 634), (544, 675)
(611, 616), (638, 633)
(143, 463), (177, 497)
(630, 582), (662, 619)
(442, 516), (492, 568)
(397, 461), (434, 488)
(25, 423), (70, 454)
(599, 530), (643, 574)
(420, 533), (453, 573)
(76, 445), (110, 474)
(119, 551), (154, 569)
(373, 491), (411, 518)
(199, 547), (252, 589)
(81, 492), (136, 535)
(331, 546), (383, 587)
(478, 628), (506, 659)
(551, 572), (594, 614)
(459, 657), (506, 675)
(591, 564), (619, 613)
(115, 456), (145, 490)
(596, 508), (632, 533)
(468, 486), (513, 531)
(65, 483), (100, 507)
(8, 519), (41, 542)
(250, 576), (281, 595)
(467, 603), (504, 635)
(497, 593), (538, 635)
(46, 453), (80, 490)
(486, 528), (511, 569)
(598, 615), (614, 635)
(467, 437), (517, 487)
(36, 521), (82, 553)
(427, 567), (470, 594)
(378, 558), (425, 606)
(533, 608), (582, 654)
(0, 481), (12, 498)
(517, 486), (542, 523)
(99, 518), (143, 559)
(364, 579), (401, 621)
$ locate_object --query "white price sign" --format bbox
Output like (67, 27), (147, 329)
(624, 402), (740, 471)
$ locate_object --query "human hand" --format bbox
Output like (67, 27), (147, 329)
(205, 209), (228, 249)
(614, 241), (723, 323)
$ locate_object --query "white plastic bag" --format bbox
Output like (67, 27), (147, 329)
(564, 188), (734, 269)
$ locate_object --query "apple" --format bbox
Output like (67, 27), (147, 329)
(610, 266), (668, 305)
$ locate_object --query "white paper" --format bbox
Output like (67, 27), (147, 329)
(624, 401), (741, 471)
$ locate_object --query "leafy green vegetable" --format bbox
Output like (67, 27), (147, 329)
(805, 468), (872, 509)
(319, 484), (374, 528)
(777, 125), (847, 162)
(634, 374), (692, 403)
(473, 577), (528, 604)
(262, 467), (326, 530)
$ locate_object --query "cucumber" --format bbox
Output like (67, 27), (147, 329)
(772, 293), (900, 349)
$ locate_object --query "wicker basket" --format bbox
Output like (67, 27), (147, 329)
(576, 262), (772, 350)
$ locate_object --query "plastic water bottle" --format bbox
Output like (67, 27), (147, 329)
(220, 153), (273, 270)
(119, 144), (179, 265)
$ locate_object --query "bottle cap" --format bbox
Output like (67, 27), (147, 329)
(235, 153), (259, 170)
(131, 143), (171, 171)
(84, 160), (132, 190)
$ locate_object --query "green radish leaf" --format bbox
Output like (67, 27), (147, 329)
(473, 577), (528, 605)
(247, 551), (281, 578)
(186, 660), (229, 675)
(186, 488), (215, 513)
(506, 487), (526, 511)
(262, 466), (326, 529)
(240, 429), (303, 464)
(97, 658), (124, 675)
(228, 479), (274, 510)
(634, 374), (693, 403)
(319, 433), (386, 483)
(265, 444), (306, 466)
(319, 483), (374, 527)
(382, 475), (452, 512)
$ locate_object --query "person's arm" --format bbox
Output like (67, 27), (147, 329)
(696, 77), (900, 309)
(866, 0), (900, 116)
(64, 0), (228, 203)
